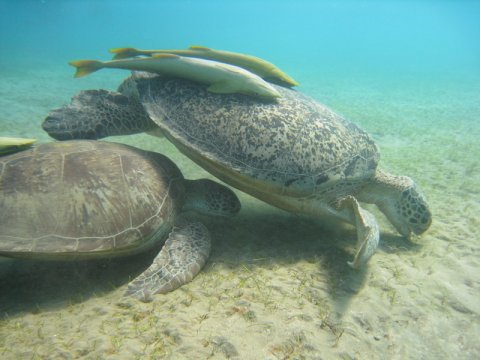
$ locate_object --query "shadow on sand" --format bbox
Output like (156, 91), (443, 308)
(0, 204), (421, 318)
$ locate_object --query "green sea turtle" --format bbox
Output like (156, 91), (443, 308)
(0, 140), (240, 301)
(43, 73), (432, 268)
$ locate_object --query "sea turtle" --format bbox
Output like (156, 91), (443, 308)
(43, 73), (432, 268)
(0, 140), (240, 301)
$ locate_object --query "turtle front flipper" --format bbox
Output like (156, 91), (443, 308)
(125, 220), (211, 302)
(337, 196), (380, 269)
(42, 89), (157, 140)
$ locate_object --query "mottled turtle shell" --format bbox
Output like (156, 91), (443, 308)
(123, 75), (379, 198)
(0, 140), (182, 258)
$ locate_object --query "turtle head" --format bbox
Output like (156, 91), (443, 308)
(392, 179), (432, 236)
(358, 171), (432, 238)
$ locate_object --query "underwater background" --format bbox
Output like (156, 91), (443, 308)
(1, 0), (479, 359)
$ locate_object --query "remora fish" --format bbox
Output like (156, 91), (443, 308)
(69, 54), (281, 99)
(109, 45), (299, 87)
(0, 137), (36, 155)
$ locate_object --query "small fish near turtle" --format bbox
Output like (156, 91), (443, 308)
(0, 136), (36, 155)
(108, 45), (299, 87)
(43, 69), (432, 269)
(0, 140), (240, 302)
(69, 52), (282, 100)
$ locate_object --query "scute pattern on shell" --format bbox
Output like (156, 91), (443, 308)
(123, 75), (379, 196)
(0, 141), (182, 256)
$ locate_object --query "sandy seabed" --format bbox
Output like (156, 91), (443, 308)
(0, 65), (479, 359)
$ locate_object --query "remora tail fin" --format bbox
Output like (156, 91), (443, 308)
(69, 60), (104, 78)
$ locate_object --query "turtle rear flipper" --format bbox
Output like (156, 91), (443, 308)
(42, 90), (156, 140)
(125, 220), (211, 302)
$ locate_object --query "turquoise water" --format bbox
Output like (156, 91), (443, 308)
(1, 1), (480, 359)
(1, 0), (479, 74)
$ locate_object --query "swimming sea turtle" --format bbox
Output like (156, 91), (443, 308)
(0, 140), (240, 301)
(43, 73), (432, 268)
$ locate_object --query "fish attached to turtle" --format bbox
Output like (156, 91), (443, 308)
(0, 136), (36, 155)
(69, 53), (281, 99)
(109, 45), (299, 87)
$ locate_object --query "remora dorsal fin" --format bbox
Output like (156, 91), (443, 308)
(189, 45), (211, 51)
(152, 53), (180, 59)
(108, 47), (139, 59)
